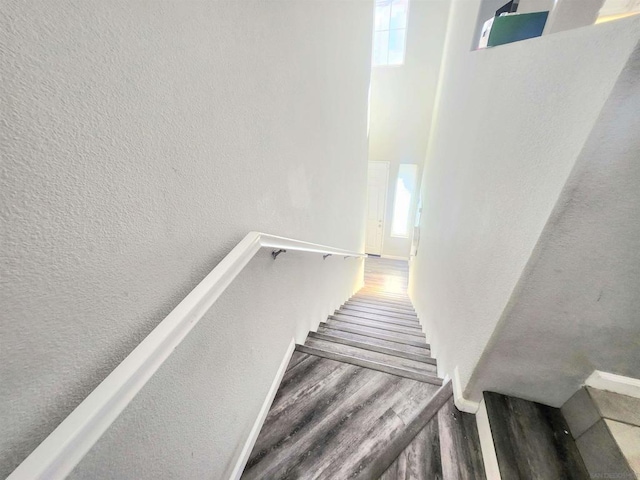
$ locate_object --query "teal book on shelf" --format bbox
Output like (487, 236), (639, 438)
(488, 11), (549, 47)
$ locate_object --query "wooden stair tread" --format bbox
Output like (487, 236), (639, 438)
(331, 313), (422, 335)
(341, 304), (418, 321)
(326, 318), (426, 342)
(335, 309), (421, 328)
(315, 326), (431, 356)
(353, 294), (413, 308)
(304, 336), (436, 374)
(307, 332), (435, 365)
(296, 345), (442, 385)
(346, 299), (416, 314)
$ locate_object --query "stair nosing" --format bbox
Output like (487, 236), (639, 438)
(296, 344), (442, 386)
(308, 331), (436, 365)
(346, 300), (416, 313)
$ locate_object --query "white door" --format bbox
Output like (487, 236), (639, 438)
(365, 162), (389, 255)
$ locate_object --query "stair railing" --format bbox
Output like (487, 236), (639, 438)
(8, 232), (366, 480)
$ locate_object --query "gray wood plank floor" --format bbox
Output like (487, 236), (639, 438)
(484, 392), (590, 479)
(242, 257), (443, 479)
(380, 395), (486, 480)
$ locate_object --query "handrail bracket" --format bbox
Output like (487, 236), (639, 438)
(271, 249), (287, 259)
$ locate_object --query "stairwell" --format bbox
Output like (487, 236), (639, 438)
(241, 258), (486, 479)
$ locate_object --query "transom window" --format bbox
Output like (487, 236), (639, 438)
(372, 0), (409, 66)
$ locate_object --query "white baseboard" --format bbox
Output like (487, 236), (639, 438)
(584, 370), (640, 399)
(228, 338), (296, 480)
(476, 398), (502, 479)
(381, 254), (409, 261)
(453, 366), (480, 414)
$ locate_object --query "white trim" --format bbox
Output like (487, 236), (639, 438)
(584, 370), (640, 399)
(7, 232), (365, 480)
(228, 338), (296, 480)
(476, 398), (502, 480)
(453, 366), (480, 414)
(381, 254), (409, 261)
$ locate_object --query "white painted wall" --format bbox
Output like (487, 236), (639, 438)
(408, 0), (640, 405)
(368, 0), (451, 259)
(467, 40), (640, 407)
(0, 1), (371, 477)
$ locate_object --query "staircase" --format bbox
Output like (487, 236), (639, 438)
(299, 291), (440, 385)
(241, 258), (486, 479)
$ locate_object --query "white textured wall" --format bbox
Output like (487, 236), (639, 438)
(408, 0), (640, 403)
(368, 0), (450, 258)
(468, 40), (640, 407)
(0, 1), (371, 477)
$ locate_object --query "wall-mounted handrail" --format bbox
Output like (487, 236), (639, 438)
(8, 232), (366, 480)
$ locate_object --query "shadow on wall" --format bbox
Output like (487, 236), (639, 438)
(468, 38), (640, 407)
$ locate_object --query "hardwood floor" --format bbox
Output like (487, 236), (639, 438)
(484, 392), (590, 479)
(242, 257), (448, 479)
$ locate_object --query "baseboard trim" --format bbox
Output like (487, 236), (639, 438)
(584, 370), (640, 399)
(228, 337), (296, 480)
(476, 397), (502, 479)
(453, 366), (480, 414)
(381, 254), (409, 261)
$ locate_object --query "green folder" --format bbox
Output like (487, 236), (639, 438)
(488, 11), (549, 47)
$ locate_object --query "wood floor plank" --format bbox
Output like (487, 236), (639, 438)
(316, 325), (431, 355)
(484, 392), (589, 480)
(253, 360), (362, 457)
(284, 376), (437, 480)
(243, 363), (389, 479)
(304, 337), (436, 374)
(330, 313), (423, 336)
(307, 332), (435, 364)
(243, 368), (406, 479)
(327, 317), (426, 341)
(438, 397), (486, 480)
(353, 381), (453, 480)
(380, 415), (443, 480)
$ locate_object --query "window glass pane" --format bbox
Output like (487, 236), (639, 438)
(374, 2), (391, 31)
(372, 30), (389, 66)
(387, 29), (406, 65)
(391, 164), (417, 236)
(390, 0), (408, 30)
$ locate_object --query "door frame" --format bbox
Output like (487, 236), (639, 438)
(366, 161), (390, 256)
